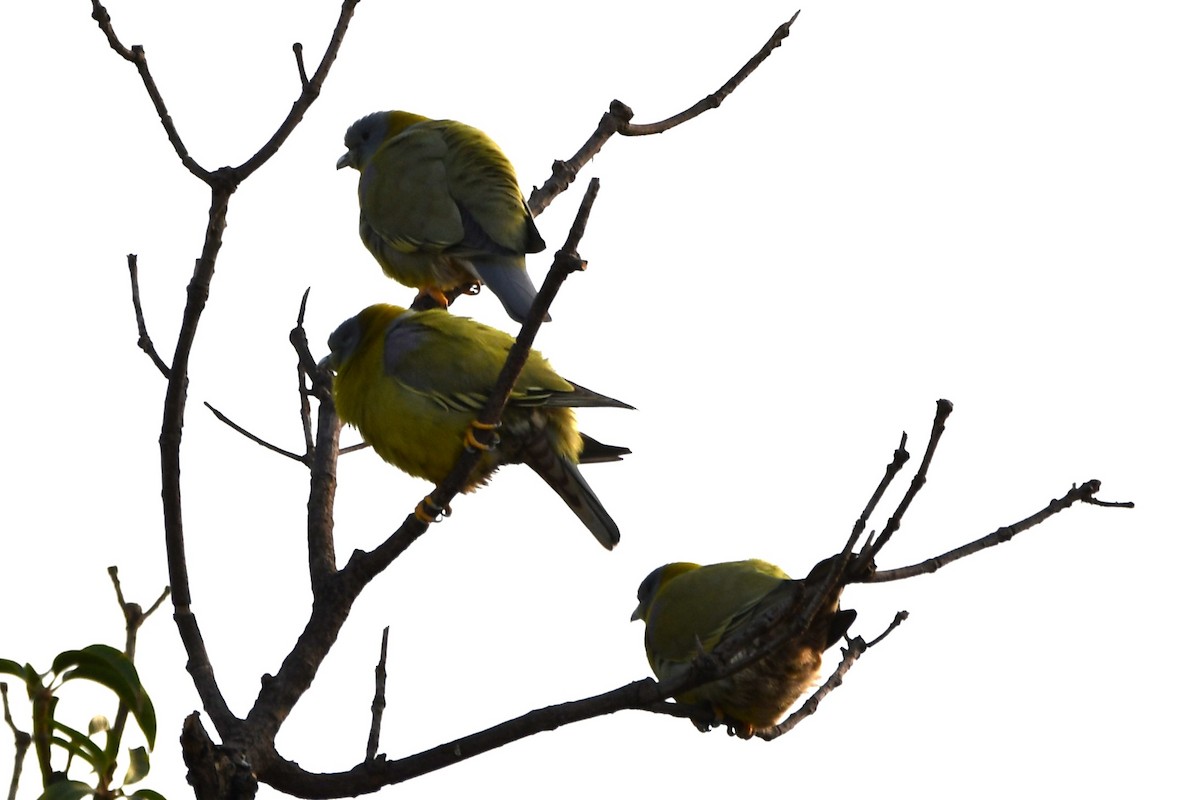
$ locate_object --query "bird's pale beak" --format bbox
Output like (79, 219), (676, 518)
(336, 151), (353, 170)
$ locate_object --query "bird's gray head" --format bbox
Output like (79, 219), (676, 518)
(631, 565), (672, 622)
(337, 111), (391, 170)
(324, 316), (363, 372)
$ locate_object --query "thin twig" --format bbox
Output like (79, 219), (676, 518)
(863, 480), (1124, 583)
(857, 432), (909, 536)
(293, 289), (317, 461)
(104, 567), (170, 789)
(865, 611), (909, 648)
(624, 10), (801, 135)
(365, 628), (389, 762)
(528, 9), (801, 215)
(293, 43), (309, 89)
(90, 2), (208, 180)
(759, 611), (908, 740)
(1083, 495), (1135, 509)
(204, 402), (306, 463)
(856, 399), (953, 570)
(845, 431), (910, 580)
(126, 255), (170, 378)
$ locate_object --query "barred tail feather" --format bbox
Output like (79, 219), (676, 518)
(527, 447), (620, 550)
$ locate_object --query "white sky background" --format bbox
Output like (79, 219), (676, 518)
(3, 1), (1197, 798)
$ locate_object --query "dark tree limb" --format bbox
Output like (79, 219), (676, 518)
(94, 0), (361, 776)
(528, 9), (800, 215)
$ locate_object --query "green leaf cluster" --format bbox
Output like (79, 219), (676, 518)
(1, 645), (164, 800)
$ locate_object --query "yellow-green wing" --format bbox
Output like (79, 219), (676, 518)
(647, 560), (791, 667)
(381, 309), (574, 412)
(360, 125), (464, 252)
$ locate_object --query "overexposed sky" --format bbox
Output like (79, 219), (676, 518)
(3, 2), (1197, 798)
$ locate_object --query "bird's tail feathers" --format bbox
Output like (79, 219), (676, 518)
(579, 433), (632, 464)
(824, 608), (857, 649)
(472, 257), (547, 324)
(527, 449), (621, 550)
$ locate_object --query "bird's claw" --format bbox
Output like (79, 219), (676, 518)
(414, 496), (445, 524)
(464, 419), (501, 452)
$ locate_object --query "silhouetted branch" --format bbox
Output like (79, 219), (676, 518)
(126, 254), (170, 378)
(624, 10), (800, 135)
(365, 628), (389, 762)
(864, 480), (1130, 583)
(855, 432), (910, 541)
(293, 290), (319, 460)
(528, 9), (801, 215)
(104, 567), (170, 789)
(94, 0), (362, 774)
(759, 611), (908, 740)
(855, 399), (953, 572)
(203, 402), (306, 463)
(90, 1), (207, 180)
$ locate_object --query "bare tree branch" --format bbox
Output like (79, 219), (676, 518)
(864, 480), (1130, 583)
(623, 10), (801, 135)
(293, 290), (318, 462)
(203, 402), (306, 463)
(364, 628), (389, 762)
(126, 254), (170, 378)
(758, 611), (908, 740)
(93, 1), (1135, 794)
(94, 0), (361, 754)
(90, 2), (208, 180)
(854, 398), (954, 573)
(528, 9), (801, 215)
(103, 567), (170, 791)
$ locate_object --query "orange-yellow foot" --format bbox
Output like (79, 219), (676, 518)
(411, 288), (450, 311)
(464, 419), (501, 451)
(414, 495), (444, 524)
